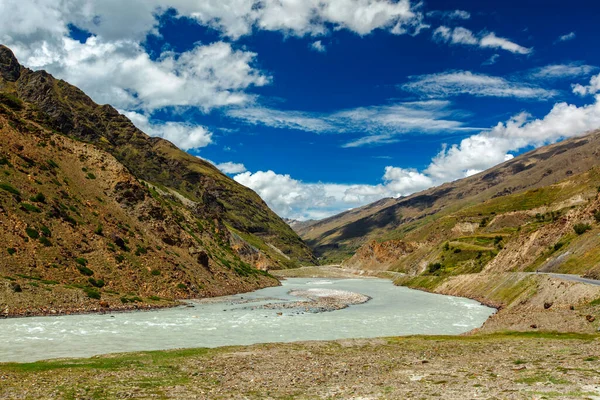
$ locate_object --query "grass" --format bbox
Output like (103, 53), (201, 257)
(25, 227), (39, 239)
(0, 182), (20, 195)
(20, 203), (41, 213)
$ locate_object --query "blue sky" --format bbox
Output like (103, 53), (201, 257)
(2, 0), (600, 219)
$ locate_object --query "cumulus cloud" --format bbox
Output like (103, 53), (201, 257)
(402, 71), (557, 99)
(123, 111), (213, 150)
(233, 168), (432, 220)
(572, 73), (600, 96)
(0, 0), (427, 44)
(228, 100), (480, 147)
(10, 37), (269, 113)
(433, 26), (531, 54)
(237, 91), (600, 219)
(215, 161), (247, 174)
(310, 40), (327, 53)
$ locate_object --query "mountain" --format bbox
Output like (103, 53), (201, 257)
(0, 45), (315, 317)
(298, 133), (600, 264)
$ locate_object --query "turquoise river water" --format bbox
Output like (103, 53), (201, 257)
(0, 278), (495, 362)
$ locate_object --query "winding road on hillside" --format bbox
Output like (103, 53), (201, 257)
(536, 272), (600, 286)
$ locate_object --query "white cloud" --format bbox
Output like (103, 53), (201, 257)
(427, 10), (471, 20)
(10, 37), (270, 113)
(433, 26), (477, 45)
(238, 92), (600, 219)
(233, 167), (433, 220)
(402, 71), (557, 99)
(0, 0), (427, 44)
(527, 63), (597, 80)
(311, 40), (327, 52)
(480, 32), (532, 55)
(425, 97), (600, 181)
(215, 162), (247, 174)
(123, 111), (213, 150)
(228, 100), (479, 147)
(572, 73), (600, 96)
(556, 32), (576, 43)
(482, 54), (500, 66)
(433, 26), (531, 54)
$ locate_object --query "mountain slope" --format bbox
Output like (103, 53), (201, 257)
(0, 45), (315, 316)
(299, 132), (600, 263)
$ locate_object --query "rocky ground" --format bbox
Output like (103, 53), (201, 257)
(1, 333), (599, 399)
(260, 288), (371, 313)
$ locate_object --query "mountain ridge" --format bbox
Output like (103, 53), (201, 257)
(0, 44), (314, 316)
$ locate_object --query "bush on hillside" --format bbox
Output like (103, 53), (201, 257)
(573, 223), (592, 235)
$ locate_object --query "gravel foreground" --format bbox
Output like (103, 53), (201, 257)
(1, 333), (599, 399)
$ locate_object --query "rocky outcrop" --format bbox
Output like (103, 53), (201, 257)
(344, 240), (417, 270)
(0, 45), (20, 82)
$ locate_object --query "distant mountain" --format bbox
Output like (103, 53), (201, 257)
(298, 132), (600, 267)
(283, 218), (319, 232)
(0, 45), (315, 316)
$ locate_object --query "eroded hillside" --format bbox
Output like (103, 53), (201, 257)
(299, 133), (600, 263)
(0, 45), (315, 316)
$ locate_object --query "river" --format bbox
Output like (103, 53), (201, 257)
(0, 278), (495, 362)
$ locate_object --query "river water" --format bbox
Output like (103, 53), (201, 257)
(0, 278), (495, 362)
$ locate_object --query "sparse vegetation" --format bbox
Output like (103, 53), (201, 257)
(25, 227), (39, 239)
(30, 192), (46, 203)
(77, 266), (94, 276)
(20, 203), (41, 213)
(88, 278), (105, 288)
(573, 223), (592, 235)
(83, 287), (101, 299)
(0, 183), (20, 195)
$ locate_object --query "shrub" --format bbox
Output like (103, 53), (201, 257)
(30, 193), (46, 203)
(86, 172), (96, 180)
(427, 263), (443, 274)
(0, 93), (23, 111)
(0, 183), (20, 195)
(121, 296), (142, 304)
(594, 210), (600, 223)
(77, 265), (94, 276)
(40, 225), (51, 237)
(554, 242), (564, 251)
(38, 236), (52, 247)
(47, 160), (59, 169)
(7, 247), (16, 255)
(479, 217), (489, 228)
(83, 287), (101, 299)
(453, 248), (462, 254)
(20, 203), (41, 213)
(151, 269), (161, 276)
(115, 254), (125, 262)
(25, 227), (39, 239)
(443, 242), (450, 251)
(75, 257), (87, 266)
(88, 278), (105, 288)
(573, 223), (592, 235)
(94, 224), (103, 235)
(177, 283), (188, 290)
(148, 295), (161, 301)
(494, 236), (503, 245)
